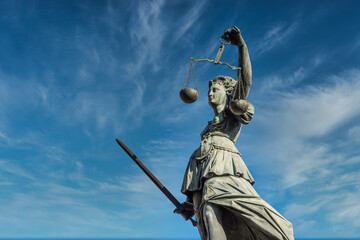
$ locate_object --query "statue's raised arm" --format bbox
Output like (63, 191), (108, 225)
(222, 26), (252, 100)
(221, 26), (253, 117)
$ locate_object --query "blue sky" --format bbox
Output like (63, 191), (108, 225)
(0, 0), (360, 238)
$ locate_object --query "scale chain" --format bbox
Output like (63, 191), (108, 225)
(183, 61), (192, 89)
(183, 60), (198, 91)
(191, 61), (198, 91)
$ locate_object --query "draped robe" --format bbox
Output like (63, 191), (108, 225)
(181, 104), (294, 240)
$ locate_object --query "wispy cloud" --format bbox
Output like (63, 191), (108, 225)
(257, 54), (325, 96)
(348, 126), (360, 142)
(0, 131), (10, 144)
(118, 174), (156, 194)
(173, 0), (207, 42)
(254, 19), (300, 54)
(0, 151), (150, 237)
(0, 160), (34, 180)
(143, 138), (185, 151)
(257, 68), (360, 180)
(0, 190), (131, 237)
(249, 68), (360, 235)
(127, 0), (166, 75)
(327, 189), (360, 228)
(284, 199), (329, 219)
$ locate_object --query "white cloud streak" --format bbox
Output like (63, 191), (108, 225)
(254, 19), (300, 54)
(173, 0), (207, 42)
(251, 68), (360, 236)
(258, 69), (360, 184)
(127, 0), (166, 75)
(0, 160), (34, 180)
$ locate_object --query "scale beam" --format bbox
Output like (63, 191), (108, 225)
(190, 57), (241, 71)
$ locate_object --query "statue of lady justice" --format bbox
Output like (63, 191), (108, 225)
(174, 27), (294, 240)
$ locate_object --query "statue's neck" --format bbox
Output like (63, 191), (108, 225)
(212, 104), (225, 116)
(212, 108), (225, 125)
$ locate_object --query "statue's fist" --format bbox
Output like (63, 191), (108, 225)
(173, 202), (195, 220)
(222, 26), (242, 46)
(230, 99), (249, 115)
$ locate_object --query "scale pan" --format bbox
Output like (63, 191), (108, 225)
(180, 88), (199, 104)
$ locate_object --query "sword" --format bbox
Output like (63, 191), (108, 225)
(115, 138), (197, 227)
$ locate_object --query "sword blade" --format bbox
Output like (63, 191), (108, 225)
(115, 138), (197, 226)
(116, 138), (181, 207)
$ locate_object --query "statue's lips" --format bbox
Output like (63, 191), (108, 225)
(209, 98), (218, 104)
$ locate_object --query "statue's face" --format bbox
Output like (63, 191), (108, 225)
(208, 82), (227, 107)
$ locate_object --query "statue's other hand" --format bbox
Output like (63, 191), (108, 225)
(222, 26), (242, 46)
(173, 202), (195, 220)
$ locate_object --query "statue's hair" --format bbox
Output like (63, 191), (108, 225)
(209, 76), (237, 96)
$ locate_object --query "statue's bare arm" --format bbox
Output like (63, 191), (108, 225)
(222, 27), (254, 120)
(222, 26), (252, 99)
(237, 32), (252, 99)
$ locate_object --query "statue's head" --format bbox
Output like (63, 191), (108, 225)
(208, 76), (236, 109)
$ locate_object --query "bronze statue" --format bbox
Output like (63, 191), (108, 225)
(174, 27), (294, 240)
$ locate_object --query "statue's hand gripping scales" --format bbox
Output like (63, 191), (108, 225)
(175, 27), (294, 240)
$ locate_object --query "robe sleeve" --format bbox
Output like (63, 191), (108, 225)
(234, 102), (254, 125)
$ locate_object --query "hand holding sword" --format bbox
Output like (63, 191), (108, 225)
(115, 138), (197, 227)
